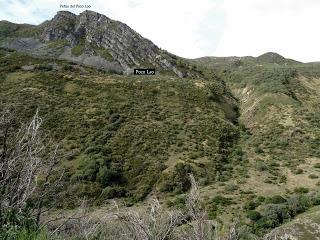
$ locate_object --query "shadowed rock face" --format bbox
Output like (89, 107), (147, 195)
(0, 10), (186, 76)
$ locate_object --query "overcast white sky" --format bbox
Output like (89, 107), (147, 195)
(1, 0), (320, 62)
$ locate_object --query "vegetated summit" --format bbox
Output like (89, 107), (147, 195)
(190, 52), (300, 69)
(0, 10), (196, 77)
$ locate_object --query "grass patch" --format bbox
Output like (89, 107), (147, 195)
(71, 39), (85, 56)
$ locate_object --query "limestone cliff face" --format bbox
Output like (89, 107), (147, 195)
(1, 10), (189, 76)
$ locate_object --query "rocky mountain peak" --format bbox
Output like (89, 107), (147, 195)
(78, 10), (111, 25)
(50, 11), (76, 26)
(55, 11), (76, 19)
(79, 10), (103, 17)
(1, 10), (191, 77)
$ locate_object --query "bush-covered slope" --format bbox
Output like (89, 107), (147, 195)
(2, 41), (320, 238)
(0, 48), (240, 206)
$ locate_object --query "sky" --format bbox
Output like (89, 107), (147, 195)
(1, 0), (320, 62)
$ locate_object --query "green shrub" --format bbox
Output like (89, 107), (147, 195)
(207, 195), (234, 218)
(1, 228), (51, 240)
(166, 195), (186, 209)
(279, 175), (287, 183)
(160, 163), (193, 193)
(256, 196), (266, 203)
(294, 187), (309, 194)
(0, 209), (38, 239)
(230, 146), (244, 162)
(97, 164), (124, 187)
(207, 82), (224, 101)
(82, 160), (100, 181)
(210, 195), (233, 206)
(258, 204), (290, 229)
(7, 64), (20, 72)
(244, 201), (259, 210)
(310, 193), (320, 205)
(255, 216), (275, 229)
(256, 161), (268, 171)
(287, 195), (312, 215)
(266, 195), (286, 204)
(264, 178), (273, 184)
(293, 168), (303, 174)
(269, 161), (280, 167)
(254, 147), (264, 154)
(314, 163), (320, 168)
(224, 183), (239, 192)
(34, 64), (53, 71)
(71, 40), (85, 56)
(308, 174), (319, 179)
(63, 64), (74, 71)
(100, 186), (127, 199)
(246, 210), (262, 221)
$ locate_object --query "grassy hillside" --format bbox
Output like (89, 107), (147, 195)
(190, 56), (320, 236)
(0, 48), (240, 207)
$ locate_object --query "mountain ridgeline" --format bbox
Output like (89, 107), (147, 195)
(190, 52), (301, 69)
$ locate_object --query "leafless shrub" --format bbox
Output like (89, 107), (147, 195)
(228, 220), (240, 240)
(112, 174), (239, 240)
(176, 174), (218, 240)
(264, 227), (300, 240)
(49, 201), (107, 240)
(0, 109), (43, 212)
(114, 198), (183, 240)
(0, 109), (63, 225)
(33, 144), (65, 226)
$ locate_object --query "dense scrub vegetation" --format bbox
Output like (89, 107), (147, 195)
(0, 48), (241, 207)
(1, 111), (320, 240)
(0, 113), (239, 239)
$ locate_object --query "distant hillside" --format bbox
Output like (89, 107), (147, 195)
(190, 52), (301, 69)
(0, 20), (35, 39)
(0, 11), (198, 77)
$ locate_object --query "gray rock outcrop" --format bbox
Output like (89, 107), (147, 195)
(1, 10), (190, 77)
